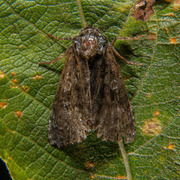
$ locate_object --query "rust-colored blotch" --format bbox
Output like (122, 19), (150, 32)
(11, 72), (16, 76)
(174, 0), (180, 10)
(85, 161), (95, 169)
(165, 28), (169, 34)
(117, 175), (126, 179)
(169, 38), (177, 44)
(142, 118), (162, 136)
(154, 109), (160, 116)
(168, 143), (174, 149)
(13, 79), (18, 83)
(8, 156), (12, 160)
(0, 102), (7, 109)
(32, 75), (42, 80)
(91, 175), (95, 179)
(15, 111), (22, 118)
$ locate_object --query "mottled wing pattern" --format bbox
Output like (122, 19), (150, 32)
(48, 46), (92, 148)
(92, 46), (136, 143)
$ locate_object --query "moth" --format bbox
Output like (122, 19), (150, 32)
(45, 27), (136, 148)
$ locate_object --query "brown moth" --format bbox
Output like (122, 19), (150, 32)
(47, 27), (136, 148)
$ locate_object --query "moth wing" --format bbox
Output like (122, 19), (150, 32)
(48, 47), (91, 148)
(93, 46), (136, 143)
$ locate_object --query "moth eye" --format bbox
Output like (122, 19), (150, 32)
(110, 80), (118, 90)
(74, 39), (81, 51)
(98, 36), (107, 51)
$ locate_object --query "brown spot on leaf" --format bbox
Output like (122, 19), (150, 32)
(32, 75), (42, 80)
(0, 102), (7, 109)
(15, 111), (22, 118)
(142, 118), (162, 136)
(8, 156), (12, 160)
(174, 0), (180, 10)
(165, 28), (169, 34)
(169, 38), (177, 44)
(85, 161), (95, 169)
(117, 175), (126, 179)
(91, 175), (95, 179)
(13, 79), (18, 83)
(154, 109), (160, 116)
(168, 143), (174, 149)
(11, 72), (16, 76)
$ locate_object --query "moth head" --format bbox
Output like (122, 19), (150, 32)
(73, 27), (108, 59)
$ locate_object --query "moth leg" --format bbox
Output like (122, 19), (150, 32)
(38, 48), (70, 65)
(39, 33), (73, 65)
(111, 46), (143, 66)
(111, 34), (147, 46)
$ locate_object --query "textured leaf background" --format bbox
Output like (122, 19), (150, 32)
(0, 0), (179, 179)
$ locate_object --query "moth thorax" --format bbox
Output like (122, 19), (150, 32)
(73, 34), (108, 59)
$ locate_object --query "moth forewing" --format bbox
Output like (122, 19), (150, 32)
(48, 27), (135, 148)
(93, 46), (135, 143)
(48, 46), (91, 148)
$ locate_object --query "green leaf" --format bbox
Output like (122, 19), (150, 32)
(0, 0), (179, 179)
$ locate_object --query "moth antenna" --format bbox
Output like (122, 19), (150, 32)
(39, 48), (69, 65)
(111, 34), (147, 46)
(47, 33), (73, 41)
(111, 46), (143, 66)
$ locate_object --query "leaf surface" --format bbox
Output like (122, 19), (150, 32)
(0, 0), (179, 179)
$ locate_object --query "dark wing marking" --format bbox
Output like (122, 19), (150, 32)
(48, 46), (92, 148)
(91, 46), (135, 143)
